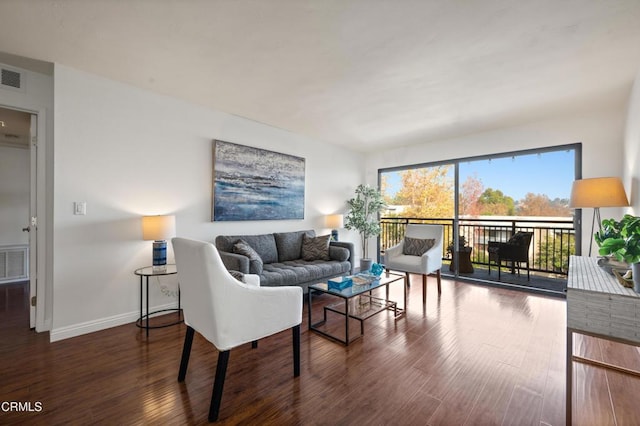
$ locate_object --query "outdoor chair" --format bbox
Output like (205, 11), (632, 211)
(487, 231), (533, 281)
(171, 237), (302, 422)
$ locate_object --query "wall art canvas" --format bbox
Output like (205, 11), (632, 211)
(212, 140), (305, 221)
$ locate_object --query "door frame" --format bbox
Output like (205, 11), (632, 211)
(28, 113), (37, 328)
(1, 102), (48, 332)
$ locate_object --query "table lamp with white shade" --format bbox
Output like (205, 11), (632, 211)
(142, 215), (176, 271)
(325, 214), (344, 241)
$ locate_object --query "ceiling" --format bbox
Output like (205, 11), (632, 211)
(1, 0), (640, 152)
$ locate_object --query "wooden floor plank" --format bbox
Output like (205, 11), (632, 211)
(1, 278), (639, 425)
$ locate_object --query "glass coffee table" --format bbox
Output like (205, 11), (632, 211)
(307, 272), (406, 345)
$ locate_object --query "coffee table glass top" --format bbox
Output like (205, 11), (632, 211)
(309, 272), (403, 297)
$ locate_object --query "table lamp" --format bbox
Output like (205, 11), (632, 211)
(569, 177), (629, 256)
(142, 215), (176, 271)
(325, 214), (344, 241)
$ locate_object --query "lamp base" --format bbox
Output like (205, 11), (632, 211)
(152, 240), (167, 271)
(331, 229), (339, 241)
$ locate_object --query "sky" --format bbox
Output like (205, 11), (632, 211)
(382, 149), (575, 202)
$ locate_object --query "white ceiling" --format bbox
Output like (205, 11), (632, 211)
(1, 0), (640, 152)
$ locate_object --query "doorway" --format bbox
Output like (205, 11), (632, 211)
(0, 106), (36, 328)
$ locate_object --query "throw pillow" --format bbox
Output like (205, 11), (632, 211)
(403, 237), (436, 256)
(301, 234), (331, 261)
(232, 239), (264, 274)
(228, 270), (245, 282)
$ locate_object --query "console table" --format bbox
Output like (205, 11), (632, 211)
(566, 255), (640, 425)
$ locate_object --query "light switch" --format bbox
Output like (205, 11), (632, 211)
(74, 201), (87, 215)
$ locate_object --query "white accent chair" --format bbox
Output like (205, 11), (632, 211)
(384, 224), (443, 303)
(171, 237), (303, 422)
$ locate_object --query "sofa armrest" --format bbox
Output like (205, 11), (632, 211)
(218, 251), (250, 274)
(330, 241), (355, 274)
(244, 274), (260, 287)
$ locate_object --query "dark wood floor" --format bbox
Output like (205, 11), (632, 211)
(1, 277), (639, 425)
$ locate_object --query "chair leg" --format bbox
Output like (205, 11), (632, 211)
(498, 258), (501, 281)
(422, 274), (427, 304)
(178, 326), (195, 382)
(436, 269), (442, 294)
(251, 340), (258, 349)
(293, 324), (300, 377)
(405, 272), (410, 287)
(209, 350), (230, 422)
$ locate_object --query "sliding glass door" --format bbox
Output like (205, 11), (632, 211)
(379, 144), (579, 288)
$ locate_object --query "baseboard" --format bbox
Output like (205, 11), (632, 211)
(49, 301), (178, 342)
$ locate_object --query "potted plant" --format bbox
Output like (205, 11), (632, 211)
(594, 217), (629, 273)
(447, 235), (473, 273)
(344, 184), (386, 272)
(596, 214), (640, 291)
(447, 235), (471, 255)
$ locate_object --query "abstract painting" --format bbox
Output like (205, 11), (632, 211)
(212, 140), (305, 221)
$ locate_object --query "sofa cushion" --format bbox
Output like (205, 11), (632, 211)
(301, 234), (331, 261)
(216, 234), (278, 264)
(232, 240), (263, 274)
(274, 230), (315, 262)
(403, 237), (436, 256)
(261, 259), (351, 286)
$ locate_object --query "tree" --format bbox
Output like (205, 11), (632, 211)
(459, 174), (484, 216)
(537, 232), (575, 273)
(516, 193), (570, 216)
(344, 184), (386, 259)
(477, 188), (515, 215)
(394, 166), (454, 218)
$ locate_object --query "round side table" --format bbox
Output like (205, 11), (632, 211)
(134, 264), (182, 337)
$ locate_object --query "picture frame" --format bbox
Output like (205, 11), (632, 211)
(212, 140), (305, 221)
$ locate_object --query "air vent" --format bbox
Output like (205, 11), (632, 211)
(1, 67), (24, 92)
(0, 245), (28, 283)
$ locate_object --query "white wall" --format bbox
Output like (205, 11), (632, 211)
(365, 106), (627, 258)
(0, 146), (29, 245)
(51, 65), (363, 340)
(624, 68), (640, 213)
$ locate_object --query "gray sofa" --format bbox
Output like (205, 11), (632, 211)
(215, 230), (354, 292)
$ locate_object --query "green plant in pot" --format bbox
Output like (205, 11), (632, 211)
(446, 235), (471, 255)
(595, 214), (640, 291)
(344, 184), (386, 272)
(447, 235), (473, 273)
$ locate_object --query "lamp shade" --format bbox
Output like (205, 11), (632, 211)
(142, 215), (176, 241)
(569, 177), (629, 208)
(325, 214), (344, 229)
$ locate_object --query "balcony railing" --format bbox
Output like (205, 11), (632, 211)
(380, 217), (575, 276)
